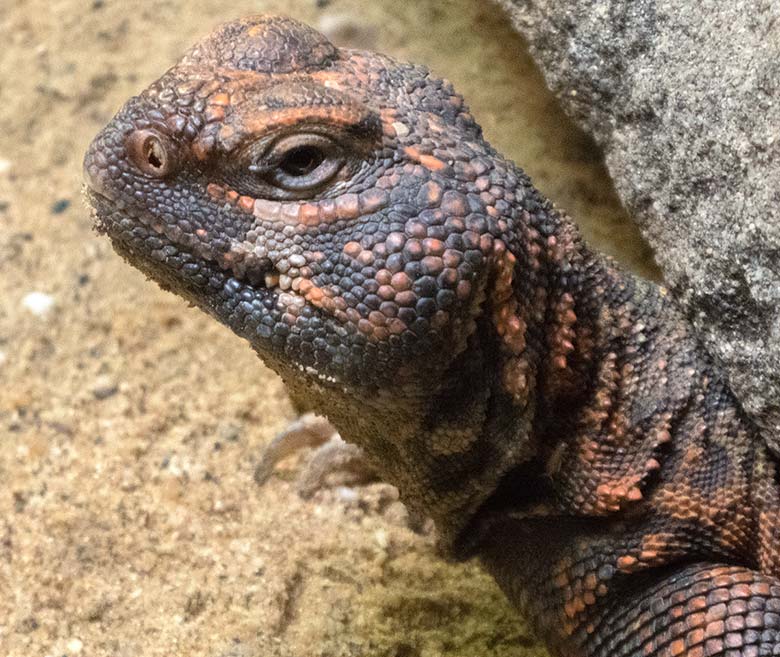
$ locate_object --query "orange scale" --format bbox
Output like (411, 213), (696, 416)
(335, 193), (360, 219)
(238, 195), (255, 213)
(297, 203), (320, 225)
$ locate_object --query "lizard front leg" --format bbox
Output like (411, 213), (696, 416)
(480, 515), (780, 657)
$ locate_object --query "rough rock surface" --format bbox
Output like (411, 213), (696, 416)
(496, 0), (780, 447)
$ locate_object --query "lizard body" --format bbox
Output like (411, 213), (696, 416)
(83, 16), (780, 656)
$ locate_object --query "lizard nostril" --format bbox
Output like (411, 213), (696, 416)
(126, 129), (177, 178)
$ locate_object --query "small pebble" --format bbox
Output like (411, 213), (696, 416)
(51, 198), (71, 214)
(217, 422), (242, 442)
(0, 351), (5, 366)
(217, 643), (256, 657)
(67, 637), (83, 653)
(374, 528), (389, 550)
(0, 158), (11, 174)
(336, 486), (359, 503)
(22, 291), (55, 316)
(92, 375), (118, 400)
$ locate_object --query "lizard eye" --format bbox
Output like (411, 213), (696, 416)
(257, 133), (345, 193)
(127, 129), (177, 178)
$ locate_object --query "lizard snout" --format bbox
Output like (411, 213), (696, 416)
(82, 137), (113, 204)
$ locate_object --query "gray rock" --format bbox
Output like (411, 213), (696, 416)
(496, 0), (780, 448)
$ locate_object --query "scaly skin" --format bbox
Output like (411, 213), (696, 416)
(83, 16), (780, 657)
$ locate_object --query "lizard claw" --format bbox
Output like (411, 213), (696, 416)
(254, 413), (335, 486)
(255, 413), (377, 497)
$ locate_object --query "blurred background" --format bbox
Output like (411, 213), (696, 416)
(0, 1), (656, 656)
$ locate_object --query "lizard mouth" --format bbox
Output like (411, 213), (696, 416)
(83, 186), (125, 238)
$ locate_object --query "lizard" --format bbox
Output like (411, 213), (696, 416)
(82, 15), (780, 657)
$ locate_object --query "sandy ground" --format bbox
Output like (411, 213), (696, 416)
(0, 1), (658, 656)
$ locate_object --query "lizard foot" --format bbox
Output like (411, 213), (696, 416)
(254, 413), (378, 498)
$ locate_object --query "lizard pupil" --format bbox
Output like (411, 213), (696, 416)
(279, 146), (324, 177)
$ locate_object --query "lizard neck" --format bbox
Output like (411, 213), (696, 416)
(276, 296), (535, 553)
(279, 319), (529, 528)
(277, 207), (604, 554)
(278, 197), (667, 559)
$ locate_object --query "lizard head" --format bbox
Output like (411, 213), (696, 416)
(84, 15), (580, 541)
(83, 15), (553, 409)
